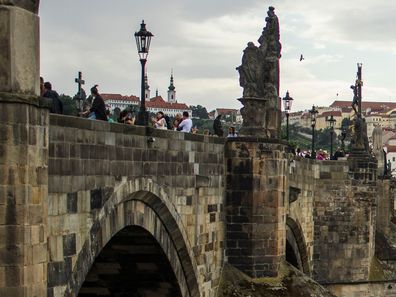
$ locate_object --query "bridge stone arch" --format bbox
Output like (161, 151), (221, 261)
(286, 216), (310, 275)
(61, 178), (200, 297)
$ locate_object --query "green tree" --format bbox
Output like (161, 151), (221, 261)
(59, 94), (77, 116)
(190, 105), (209, 119)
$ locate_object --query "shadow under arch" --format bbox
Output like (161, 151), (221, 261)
(78, 225), (183, 296)
(286, 216), (310, 275)
(63, 189), (200, 297)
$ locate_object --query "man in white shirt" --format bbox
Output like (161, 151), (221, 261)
(177, 111), (192, 132)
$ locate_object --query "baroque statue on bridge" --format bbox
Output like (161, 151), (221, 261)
(236, 6), (282, 138)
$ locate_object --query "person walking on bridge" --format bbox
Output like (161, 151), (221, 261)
(43, 81), (63, 114)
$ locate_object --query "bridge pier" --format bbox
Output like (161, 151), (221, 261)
(0, 2), (49, 296)
(311, 154), (377, 284)
(225, 139), (287, 278)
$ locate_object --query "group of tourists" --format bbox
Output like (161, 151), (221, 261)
(296, 147), (346, 160)
(41, 79), (240, 136)
(151, 111), (192, 132)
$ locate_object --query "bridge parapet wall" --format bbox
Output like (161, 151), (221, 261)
(289, 157), (376, 284)
(47, 115), (225, 297)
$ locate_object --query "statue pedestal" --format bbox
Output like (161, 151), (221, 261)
(238, 97), (280, 139)
(225, 139), (287, 278)
(348, 150), (377, 183)
(0, 5), (40, 95)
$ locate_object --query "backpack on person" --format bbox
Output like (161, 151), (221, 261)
(164, 115), (172, 130)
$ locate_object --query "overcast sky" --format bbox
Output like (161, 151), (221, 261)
(39, 0), (396, 112)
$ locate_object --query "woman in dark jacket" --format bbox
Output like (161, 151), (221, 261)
(89, 85), (107, 121)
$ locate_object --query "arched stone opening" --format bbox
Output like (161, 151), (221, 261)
(78, 225), (183, 297)
(286, 238), (300, 269)
(62, 187), (200, 297)
(286, 217), (310, 275)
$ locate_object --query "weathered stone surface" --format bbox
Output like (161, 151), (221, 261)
(47, 115), (225, 297)
(0, 102), (48, 296)
(225, 139), (286, 278)
(236, 6), (282, 138)
(0, 5), (39, 95)
(3, 104), (395, 297)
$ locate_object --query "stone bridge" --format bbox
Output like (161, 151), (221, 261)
(46, 115), (225, 297)
(2, 2), (396, 297)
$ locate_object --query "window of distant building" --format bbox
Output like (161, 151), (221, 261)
(393, 157), (396, 162)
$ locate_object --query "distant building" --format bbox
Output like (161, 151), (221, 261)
(330, 100), (396, 133)
(102, 74), (191, 117)
(329, 100), (396, 114)
(102, 93), (139, 111)
(146, 96), (191, 117)
(315, 110), (343, 131)
(287, 100), (396, 134)
(167, 72), (176, 103)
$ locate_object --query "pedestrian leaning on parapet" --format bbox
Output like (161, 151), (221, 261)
(176, 111), (193, 133)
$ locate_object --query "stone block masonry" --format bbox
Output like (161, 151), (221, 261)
(0, 2), (47, 296)
(290, 157), (377, 285)
(0, 102), (49, 297)
(0, 5), (40, 95)
(47, 115), (225, 297)
(225, 138), (287, 278)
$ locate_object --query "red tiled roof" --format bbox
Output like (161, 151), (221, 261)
(102, 93), (139, 102)
(317, 111), (342, 118)
(386, 145), (396, 153)
(330, 100), (396, 110)
(146, 96), (189, 110)
(101, 94), (190, 111)
(216, 108), (238, 115)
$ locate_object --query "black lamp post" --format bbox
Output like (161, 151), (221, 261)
(282, 91), (294, 141)
(309, 105), (318, 159)
(134, 20), (153, 126)
(326, 114), (336, 158)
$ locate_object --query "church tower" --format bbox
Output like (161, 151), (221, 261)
(144, 74), (150, 99)
(167, 71), (176, 103)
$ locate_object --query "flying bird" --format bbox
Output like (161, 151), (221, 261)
(300, 54), (304, 61)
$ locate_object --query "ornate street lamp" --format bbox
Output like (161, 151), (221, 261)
(309, 105), (318, 159)
(282, 91), (294, 141)
(326, 114), (336, 158)
(134, 20), (153, 126)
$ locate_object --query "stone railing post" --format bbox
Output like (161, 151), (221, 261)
(0, 1), (49, 296)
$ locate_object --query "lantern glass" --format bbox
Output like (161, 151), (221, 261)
(282, 91), (294, 113)
(134, 20), (153, 60)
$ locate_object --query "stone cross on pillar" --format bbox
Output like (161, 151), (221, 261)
(74, 71), (85, 112)
(75, 71), (85, 94)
